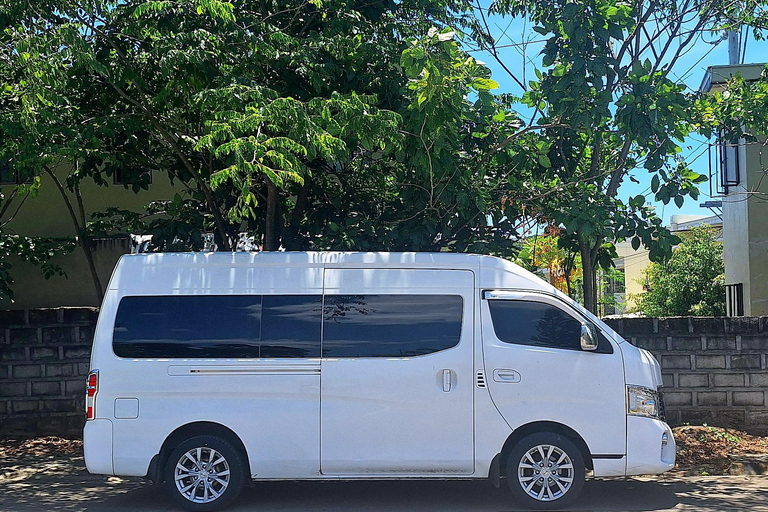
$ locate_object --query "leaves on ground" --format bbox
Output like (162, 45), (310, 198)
(673, 426), (768, 475)
(0, 436), (83, 459)
(3, 428), (768, 477)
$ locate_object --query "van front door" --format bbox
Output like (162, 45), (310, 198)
(480, 292), (626, 459)
(320, 268), (475, 475)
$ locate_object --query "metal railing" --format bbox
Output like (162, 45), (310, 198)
(725, 283), (744, 317)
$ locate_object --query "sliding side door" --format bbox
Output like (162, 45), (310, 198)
(320, 268), (475, 475)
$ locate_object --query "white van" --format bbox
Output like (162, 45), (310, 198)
(84, 252), (674, 511)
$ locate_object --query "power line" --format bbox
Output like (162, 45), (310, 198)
(741, 26), (749, 64)
(670, 36), (723, 87)
(464, 38), (548, 53)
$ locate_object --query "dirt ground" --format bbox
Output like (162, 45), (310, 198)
(671, 426), (768, 476)
(2, 428), (768, 512)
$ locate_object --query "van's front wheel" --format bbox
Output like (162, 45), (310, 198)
(164, 435), (246, 511)
(506, 432), (585, 510)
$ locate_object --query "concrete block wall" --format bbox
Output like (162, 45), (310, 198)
(0, 308), (98, 437)
(2, 309), (767, 437)
(604, 317), (768, 433)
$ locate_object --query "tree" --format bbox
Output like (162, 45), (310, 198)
(2, 0), (531, 265)
(2, 0), (404, 251)
(635, 226), (725, 317)
(470, 0), (763, 312)
(517, 226), (581, 297)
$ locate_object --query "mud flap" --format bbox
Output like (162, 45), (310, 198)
(489, 453), (502, 488)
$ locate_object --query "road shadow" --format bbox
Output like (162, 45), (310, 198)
(2, 458), (768, 512)
(83, 476), (768, 512)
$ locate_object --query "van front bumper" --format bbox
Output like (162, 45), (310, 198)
(625, 416), (675, 475)
(84, 419), (114, 475)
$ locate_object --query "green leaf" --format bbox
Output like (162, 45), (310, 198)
(651, 174), (660, 193)
(472, 78), (499, 91)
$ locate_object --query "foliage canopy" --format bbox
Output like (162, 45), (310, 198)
(635, 226), (725, 317)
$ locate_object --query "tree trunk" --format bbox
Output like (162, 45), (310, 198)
(79, 236), (104, 304)
(579, 239), (599, 314)
(43, 166), (104, 304)
(264, 181), (279, 251)
(199, 184), (232, 251)
(564, 264), (572, 297)
(282, 180), (311, 250)
(74, 183), (104, 303)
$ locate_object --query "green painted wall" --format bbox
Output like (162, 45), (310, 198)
(1, 167), (181, 308)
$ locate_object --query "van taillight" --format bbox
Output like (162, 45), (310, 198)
(86, 370), (98, 420)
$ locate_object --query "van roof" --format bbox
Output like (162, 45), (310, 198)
(117, 251), (501, 267)
(108, 251), (554, 294)
(106, 251), (616, 339)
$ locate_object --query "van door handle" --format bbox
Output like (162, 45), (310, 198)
(493, 369), (521, 383)
(442, 369), (452, 392)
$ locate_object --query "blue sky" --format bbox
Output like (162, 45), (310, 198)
(464, 11), (768, 225)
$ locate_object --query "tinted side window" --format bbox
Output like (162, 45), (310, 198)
(322, 295), (463, 358)
(261, 295), (322, 358)
(113, 295), (261, 358)
(488, 300), (582, 350)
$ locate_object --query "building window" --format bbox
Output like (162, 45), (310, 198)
(113, 168), (153, 186)
(0, 163), (15, 184)
(0, 159), (34, 185)
(717, 132), (740, 194)
(607, 269), (626, 294)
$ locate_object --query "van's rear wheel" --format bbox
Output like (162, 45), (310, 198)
(165, 435), (246, 511)
(506, 432), (585, 510)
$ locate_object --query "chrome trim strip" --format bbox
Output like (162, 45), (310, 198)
(168, 365), (321, 376)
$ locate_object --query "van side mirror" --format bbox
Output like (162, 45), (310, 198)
(580, 323), (598, 351)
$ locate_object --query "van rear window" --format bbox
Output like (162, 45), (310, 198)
(113, 295), (321, 358)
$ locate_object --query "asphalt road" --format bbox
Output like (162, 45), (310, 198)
(2, 455), (768, 512)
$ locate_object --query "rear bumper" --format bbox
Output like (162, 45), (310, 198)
(626, 416), (675, 475)
(84, 419), (114, 475)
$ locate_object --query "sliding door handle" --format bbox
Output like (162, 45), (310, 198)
(442, 369), (452, 392)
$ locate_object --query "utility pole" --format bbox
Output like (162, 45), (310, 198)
(728, 29), (740, 65)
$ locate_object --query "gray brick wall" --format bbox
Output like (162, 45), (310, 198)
(604, 317), (768, 433)
(0, 308), (97, 437)
(2, 309), (767, 437)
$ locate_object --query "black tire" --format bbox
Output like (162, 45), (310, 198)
(164, 435), (246, 512)
(506, 432), (586, 510)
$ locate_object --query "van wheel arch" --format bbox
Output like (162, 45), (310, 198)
(146, 422), (251, 484)
(497, 421), (592, 479)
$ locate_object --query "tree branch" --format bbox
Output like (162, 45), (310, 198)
(73, 10), (234, 250)
(474, 0), (527, 91)
(480, 123), (568, 166)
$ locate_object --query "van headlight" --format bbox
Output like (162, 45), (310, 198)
(627, 385), (660, 418)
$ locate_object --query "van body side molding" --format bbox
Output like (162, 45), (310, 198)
(168, 365), (321, 376)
